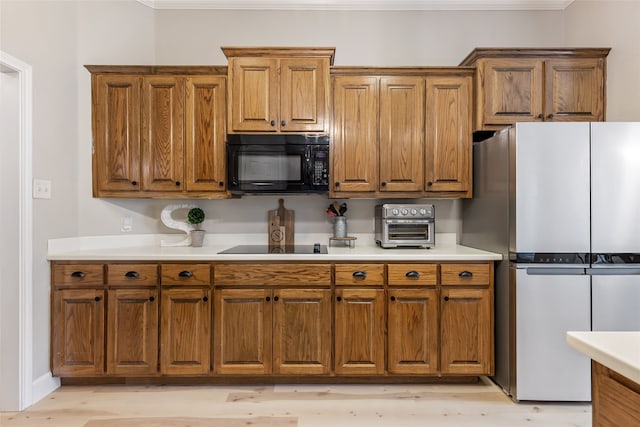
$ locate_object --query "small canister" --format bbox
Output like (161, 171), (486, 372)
(333, 216), (347, 238)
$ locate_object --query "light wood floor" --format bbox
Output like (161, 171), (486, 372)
(1, 378), (591, 427)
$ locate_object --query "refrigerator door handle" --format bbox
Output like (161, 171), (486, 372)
(526, 267), (587, 275)
(587, 268), (640, 275)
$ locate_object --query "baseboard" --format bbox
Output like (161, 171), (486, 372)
(30, 372), (60, 407)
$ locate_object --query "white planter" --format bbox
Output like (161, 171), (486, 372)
(191, 230), (206, 247)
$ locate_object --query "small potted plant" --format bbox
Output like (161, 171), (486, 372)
(187, 207), (206, 247)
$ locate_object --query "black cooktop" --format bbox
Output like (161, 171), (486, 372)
(218, 244), (327, 254)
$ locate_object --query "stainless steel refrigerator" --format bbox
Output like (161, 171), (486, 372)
(462, 122), (640, 402)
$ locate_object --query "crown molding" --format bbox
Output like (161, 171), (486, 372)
(136, 0), (575, 11)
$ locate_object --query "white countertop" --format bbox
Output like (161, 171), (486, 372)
(567, 331), (640, 384)
(47, 233), (501, 262)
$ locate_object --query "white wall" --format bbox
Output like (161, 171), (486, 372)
(0, 69), (20, 410)
(153, 9), (564, 66)
(565, 0), (640, 121)
(2, 0), (639, 403)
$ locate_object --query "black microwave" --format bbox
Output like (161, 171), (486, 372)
(226, 134), (330, 194)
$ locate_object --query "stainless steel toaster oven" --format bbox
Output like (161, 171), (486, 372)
(375, 204), (435, 248)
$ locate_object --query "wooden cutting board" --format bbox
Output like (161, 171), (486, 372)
(268, 198), (294, 248)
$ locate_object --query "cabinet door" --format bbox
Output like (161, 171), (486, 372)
(387, 289), (438, 374)
(545, 58), (605, 122)
(379, 77), (424, 193)
(440, 287), (492, 375)
(273, 289), (331, 375)
(425, 75), (472, 196)
(141, 76), (184, 192)
(229, 58), (279, 132)
(214, 288), (272, 375)
(52, 289), (105, 376)
(331, 76), (378, 195)
(481, 58), (544, 125)
(334, 288), (385, 375)
(106, 288), (158, 375)
(592, 361), (640, 427)
(185, 76), (227, 192)
(280, 58), (328, 132)
(160, 287), (211, 375)
(92, 74), (141, 194)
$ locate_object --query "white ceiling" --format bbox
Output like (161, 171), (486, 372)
(136, 0), (576, 11)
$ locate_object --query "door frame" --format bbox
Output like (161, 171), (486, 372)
(0, 50), (33, 411)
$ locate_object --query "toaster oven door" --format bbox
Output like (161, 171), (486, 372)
(383, 219), (434, 247)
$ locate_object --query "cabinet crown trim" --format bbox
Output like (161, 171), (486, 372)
(221, 46), (336, 64)
(459, 47), (611, 65)
(331, 66), (474, 76)
(84, 65), (228, 75)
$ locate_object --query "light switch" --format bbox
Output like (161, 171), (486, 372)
(33, 179), (52, 199)
(121, 216), (133, 232)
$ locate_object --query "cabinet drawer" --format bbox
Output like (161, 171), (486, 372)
(441, 263), (491, 286)
(388, 264), (437, 286)
(215, 264), (331, 286)
(107, 263), (158, 286)
(161, 264), (211, 286)
(53, 264), (104, 286)
(335, 264), (384, 286)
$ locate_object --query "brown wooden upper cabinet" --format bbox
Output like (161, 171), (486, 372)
(222, 47), (335, 133)
(87, 66), (228, 198)
(459, 48), (610, 131)
(331, 68), (473, 199)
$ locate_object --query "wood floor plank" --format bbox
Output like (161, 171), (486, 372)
(0, 381), (592, 427)
(84, 417), (297, 427)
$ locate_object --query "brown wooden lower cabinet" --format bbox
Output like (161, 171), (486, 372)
(440, 287), (492, 375)
(273, 288), (332, 375)
(52, 288), (105, 377)
(214, 288), (272, 375)
(106, 288), (158, 376)
(51, 260), (494, 381)
(334, 288), (385, 375)
(160, 287), (211, 375)
(592, 361), (640, 427)
(214, 288), (331, 375)
(387, 288), (438, 374)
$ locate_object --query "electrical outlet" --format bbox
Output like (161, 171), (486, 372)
(121, 216), (133, 232)
(33, 179), (52, 199)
